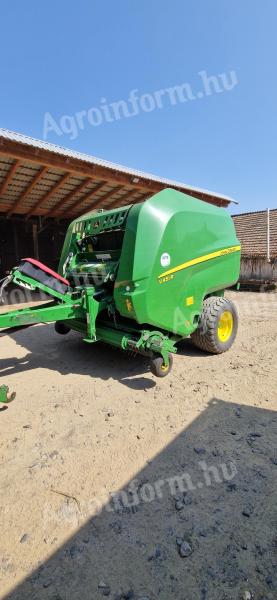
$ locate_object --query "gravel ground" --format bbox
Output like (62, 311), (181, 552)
(0, 291), (276, 600)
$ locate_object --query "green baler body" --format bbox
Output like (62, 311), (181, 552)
(60, 188), (240, 337)
(114, 190), (240, 336)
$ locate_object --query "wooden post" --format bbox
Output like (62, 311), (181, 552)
(32, 222), (39, 260)
(267, 208), (271, 263)
(12, 222), (20, 264)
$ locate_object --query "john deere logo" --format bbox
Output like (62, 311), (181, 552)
(161, 252), (171, 267)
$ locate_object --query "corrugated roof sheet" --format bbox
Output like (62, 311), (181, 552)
(0, 128), (236, 205)
(233, 209), (277, 259)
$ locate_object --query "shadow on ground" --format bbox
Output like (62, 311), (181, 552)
(0, 319), (213, 390)
(0, 324), (158, 390)
(2, 398), (277, 600)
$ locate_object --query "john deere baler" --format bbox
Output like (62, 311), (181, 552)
(0, 189), (241, 376)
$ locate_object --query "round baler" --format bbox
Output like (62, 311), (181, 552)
(0, 189), (241, 377)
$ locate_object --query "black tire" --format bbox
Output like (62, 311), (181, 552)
(191, 296), (238, 354)
(54, 321), (71, 335)
(149, 353), (173, 377)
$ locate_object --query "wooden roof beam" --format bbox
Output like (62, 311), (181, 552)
(108, 191), (150, 210)
(0, 159), (21, 197)
(68, 185), (123, 214)
(65, 180), (108, 218)
(26, 172), (72, 218)
(74, 185), (124, 217)
(8, 166), (48, 217)
(107, 189), (137, 210)
(48, 177), (92, 217)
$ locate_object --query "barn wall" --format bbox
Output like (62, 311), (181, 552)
(240, 257), (277, 282)
(0, 218), (69, 278)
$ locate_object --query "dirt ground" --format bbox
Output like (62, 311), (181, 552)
(0, 291), (276, 600)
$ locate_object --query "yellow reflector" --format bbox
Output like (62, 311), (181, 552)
(186, 296), (194, 306)
(126, 299), (133, 313)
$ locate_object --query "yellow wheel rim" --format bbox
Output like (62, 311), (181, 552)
(160, 363), (169, 372)
(217, 310), (233, 342)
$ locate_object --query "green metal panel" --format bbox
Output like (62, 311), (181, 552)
(58, 204), (132, 275)
(114, 189), (240, 336)
(0, 301), (84, 329)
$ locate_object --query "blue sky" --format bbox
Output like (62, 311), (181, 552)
(0, 1), (276, 214)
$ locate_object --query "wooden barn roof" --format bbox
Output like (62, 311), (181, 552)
(0, 129), (235, 220)
(233, 209), (277, 259)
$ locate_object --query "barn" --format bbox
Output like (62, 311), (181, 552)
(0, 128), (234, 278)
(233, 209), (277, 287)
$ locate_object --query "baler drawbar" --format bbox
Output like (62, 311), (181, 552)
(0, 189), (241, 377)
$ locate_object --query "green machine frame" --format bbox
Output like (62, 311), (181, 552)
(0, 263), (178, 369)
